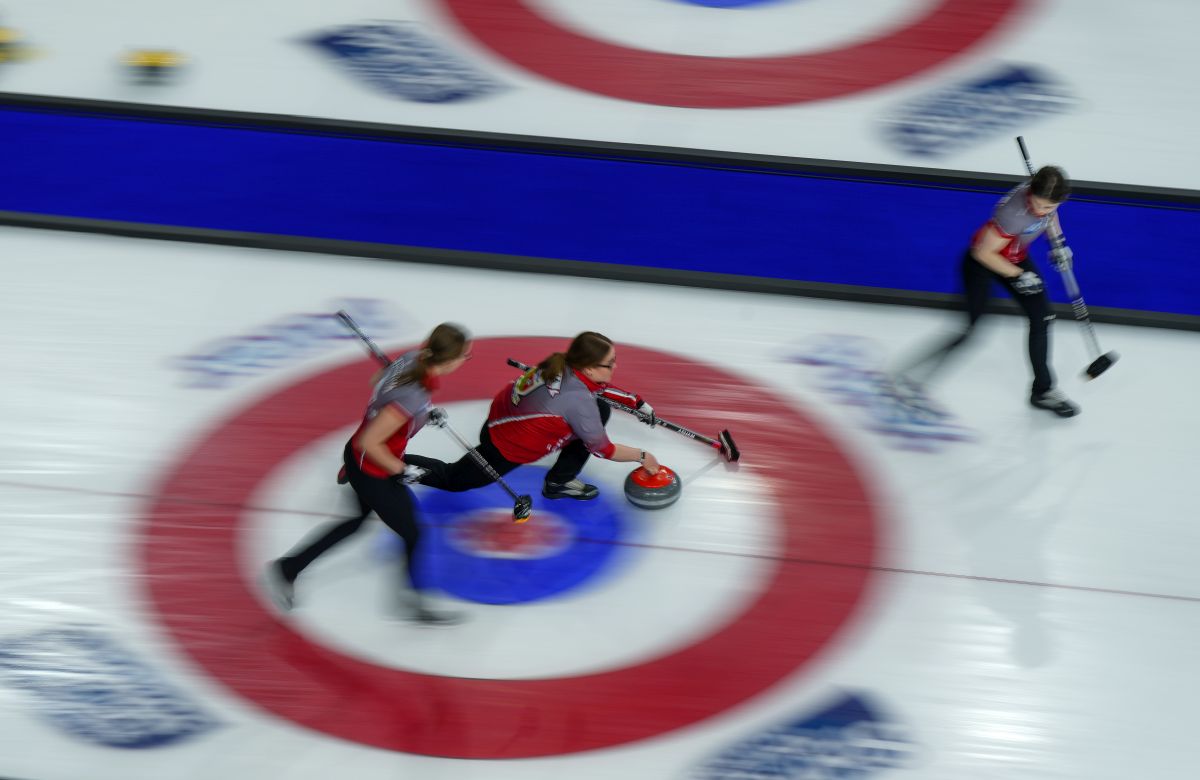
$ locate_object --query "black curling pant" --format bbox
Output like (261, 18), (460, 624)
(278, 444), (422, 590)
(909, 250), (1055, 395)
(405, 401), (612, 490)
(545, 402), (611, 483)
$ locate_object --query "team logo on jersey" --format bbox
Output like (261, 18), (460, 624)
(512, 368), (561, 402)
(309, 22), (502, 103)
(0, 626), (218, 749)
(446, 507), (574, 559)
(880, 65), (1076, 157)
(1021, 218), (1050, 235)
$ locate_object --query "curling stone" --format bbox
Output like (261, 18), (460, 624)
(0, 27), (32, 63)
(624, 465), (681, 510)
(123, 49), (185, 84)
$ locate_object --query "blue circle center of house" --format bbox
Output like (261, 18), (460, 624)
(675, 0), (788, 8)
(387, 468), (628, 604)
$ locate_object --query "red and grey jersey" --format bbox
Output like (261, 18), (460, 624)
(487, 368), (616, 464)
(972, 183), (1053, 263)
(349, 350), (437, 478)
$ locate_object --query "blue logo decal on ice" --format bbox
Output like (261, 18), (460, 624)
(0, 626), (218, 748)
(788, 334), (972, 450)
(310, 22), (502, 104)
(688, 691), (916, 779)
(378, 467), (626, 604)
(175, 298), (401, 388)
(880, 65), (1076, 157)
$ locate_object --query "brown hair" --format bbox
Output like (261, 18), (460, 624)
(1030, 165), (1071, 203)
(537, 331), (613, 383)
(392, 322), (469, 387)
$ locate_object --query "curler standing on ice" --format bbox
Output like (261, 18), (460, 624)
(266, 322), (472, 625)
(899, 164), (1081, 417)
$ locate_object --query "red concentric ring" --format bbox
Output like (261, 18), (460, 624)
(440, 0), (1027, 107)
(141, 337), (880, 757)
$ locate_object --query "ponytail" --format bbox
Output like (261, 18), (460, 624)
(390, 322), (469, 388)
(536, 352), (569, 384)
(536, 331), (613, 383)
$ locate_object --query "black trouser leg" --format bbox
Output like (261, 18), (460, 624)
(277, 491), (371, 583)
(546, 401), (611, 484)
(340, 448), (423, 590)
(902, 250), (991, 383)
(999, 260), (1055, 395)
(405, 425), (520, 492)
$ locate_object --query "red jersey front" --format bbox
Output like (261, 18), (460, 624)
(348, 351), (438, 478)
(486, 368), (617, 464)
(971, 183), (1053, 263)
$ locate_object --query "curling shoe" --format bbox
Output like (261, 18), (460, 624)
(1030, 388), (1080, 418)
(411, 606), (463, 627)
(542, 478), (600, 500)
(265, 559), (296, 612)
(400, 593), (463, 627)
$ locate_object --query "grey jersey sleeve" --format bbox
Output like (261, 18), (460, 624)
(560, 377), (614, 456)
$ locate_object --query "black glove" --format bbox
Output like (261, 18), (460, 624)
(637, 400), (657, 427)
(426, 407), (448, 428)
(1012, 271), (1044, 296)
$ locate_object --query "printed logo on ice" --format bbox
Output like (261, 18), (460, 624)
(880, 65), (1076, 157)
(788, 334), (972, 451)
(174, 298), (406, 389)
(0, 626), (218, 748)
(310, 22), (502, 103)
(687, 691), (917, 779)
